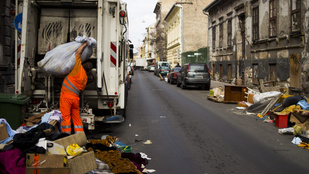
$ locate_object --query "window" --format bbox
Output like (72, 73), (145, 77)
(228, 64), (232, 80)
(252, 7), (259, 41)
(219, 18), (223, 48)
(269, 0), (277, 37)
(227, 19), (232, 47)
(269, 64), (277, 81)
(291, 0), (301, 32)
(219, 64), (223, 79)
(212, 25), (216, 51)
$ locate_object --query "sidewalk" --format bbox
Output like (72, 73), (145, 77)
(211, 80), (231, 88)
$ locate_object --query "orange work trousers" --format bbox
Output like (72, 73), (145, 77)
(59, 91), (84, 134)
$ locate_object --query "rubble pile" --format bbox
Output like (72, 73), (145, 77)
(0, 111), (153, 174)
(208, 85), (309, 149)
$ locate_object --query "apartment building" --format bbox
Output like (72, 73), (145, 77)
(203, 0), (309, 94)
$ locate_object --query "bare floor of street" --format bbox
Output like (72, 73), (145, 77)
(87, 70), (309, 174)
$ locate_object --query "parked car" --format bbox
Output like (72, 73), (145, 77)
(128, 65), (134, 75)
(176, 63), (211, 90)
(167, 67), (181, 84)
(154, 61), (169, 76)
(148, 65), (155, 72)
(158, 66), (171, 77)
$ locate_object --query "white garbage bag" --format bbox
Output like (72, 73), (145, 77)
(252, 91), (282, 103)
(38, 35), (97, 76)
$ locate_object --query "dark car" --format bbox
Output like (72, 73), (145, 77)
(167, 67), (181, 84)
(158, 66), (171, 77)
(176, 63), (211, 90)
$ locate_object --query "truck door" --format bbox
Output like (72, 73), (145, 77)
(37, 8), (97, 56)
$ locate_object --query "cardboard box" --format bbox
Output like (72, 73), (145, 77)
(26, 168), (70, 174)
(26, 153), (69, 174)
(53, 132), (97, 174)
(54, 131), (87, 149)
(68, 151), (97, 174)
(0, 123), (9, 141)
(26, 154), (66, 168)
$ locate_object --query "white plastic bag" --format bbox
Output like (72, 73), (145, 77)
(252, 91), (281, 103)
(38, 36), (97, 76)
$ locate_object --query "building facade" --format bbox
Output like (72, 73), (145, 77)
(204, 0), (309, 94)
(165, 0), (212, 67)
(0, 0), (15, 93)
(145, 23), (156, 60)
(153, 0), (178, 62)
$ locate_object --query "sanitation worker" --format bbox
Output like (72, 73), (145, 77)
(60, 42), (92, 134)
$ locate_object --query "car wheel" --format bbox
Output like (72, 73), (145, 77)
(205, 84), (210, 90)
(181, 81), (186, 89)
(176, 80), (180, 87)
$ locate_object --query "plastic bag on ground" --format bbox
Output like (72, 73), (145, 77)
(66, 143), (83, 156)
(252, 91), (282, 104)
(38, 35), (97, 76)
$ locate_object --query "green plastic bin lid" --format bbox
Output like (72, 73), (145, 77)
(0, 93), (31, 105)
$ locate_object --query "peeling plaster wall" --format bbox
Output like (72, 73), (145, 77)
(207, 0), (309, 94)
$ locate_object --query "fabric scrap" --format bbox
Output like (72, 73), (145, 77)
(0, 119), (17, 144)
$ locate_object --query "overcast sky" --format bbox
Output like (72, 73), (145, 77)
(122, 0), (158, 52)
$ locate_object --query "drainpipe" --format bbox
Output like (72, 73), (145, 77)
(175, 4), (183, 66)
(203, 10), (210, 66)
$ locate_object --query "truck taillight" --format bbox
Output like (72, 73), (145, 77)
(108, 101), (114, 108)
(120, 10), (126, 17)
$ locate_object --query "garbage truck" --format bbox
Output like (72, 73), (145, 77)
(15, 0), (133, 130)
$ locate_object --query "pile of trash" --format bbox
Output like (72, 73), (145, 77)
(208, 85), (309, 149)
(0, 110), (153, 174)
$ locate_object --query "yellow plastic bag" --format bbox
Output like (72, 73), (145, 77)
(66, 143), (83, 156)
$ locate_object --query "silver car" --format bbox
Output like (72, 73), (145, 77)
(176, 63), (211, 90)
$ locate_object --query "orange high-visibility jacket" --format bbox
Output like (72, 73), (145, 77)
(61, 54), (87, 96)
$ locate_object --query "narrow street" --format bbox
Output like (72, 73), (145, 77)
(88, 70), (309, 174)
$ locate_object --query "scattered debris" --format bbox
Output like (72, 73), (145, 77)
(143, 140), (152, 145)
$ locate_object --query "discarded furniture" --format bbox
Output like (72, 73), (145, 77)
(258, 79), (280, 93)
(224, 85), (248, 103)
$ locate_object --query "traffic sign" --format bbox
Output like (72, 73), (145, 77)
(14, 13), (22, 32)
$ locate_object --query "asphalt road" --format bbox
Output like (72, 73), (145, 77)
(88, 70), (309, 174)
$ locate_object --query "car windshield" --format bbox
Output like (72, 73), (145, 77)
(173, 67), (181, 72)
(189, 65), (206, 72)
(161, 63), (169, 67)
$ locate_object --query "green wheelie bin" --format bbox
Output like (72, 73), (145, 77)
(0, 93), (30, 130)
